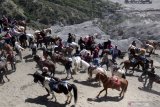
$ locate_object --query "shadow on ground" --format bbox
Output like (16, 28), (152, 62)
(25, 95), (75, 107)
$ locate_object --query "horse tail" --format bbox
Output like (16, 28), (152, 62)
(124, 80), (128, 93)
(71, 84), (78, 104)
(122, 74), (126, 79)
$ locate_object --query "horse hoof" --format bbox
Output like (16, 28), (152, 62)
(65, 101), (68, 104)
(96, 96), (99, 98)
(68, 101), (71, 104)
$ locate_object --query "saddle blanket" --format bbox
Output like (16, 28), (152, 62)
(111, 76), (121, 86)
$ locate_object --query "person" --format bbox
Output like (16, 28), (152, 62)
(36, 33), (43, 48)
(111, 45), (119, 63)
(42, 67), (61, 81)
(15, 41), (24, 61)
(67, 33), (73, 43)
(78, 37), (85, 50)
(85, 53), (92, 63)
(100, 53), (109, 70)
(131, 40), (136, 47)
(30, 41), (37, 56)
(58, 39), (63, 50)
(41, 67), (61, 96)
(92, 48), (99, 66)
(86, 36), (92, 50)
(4, 32), (12, 44)
(42, 45), (48, 60)
(1, 15), (9, 30)
(74, 47), (80, 56)
(65, 58), (73, 79)
(107, 39), (112, 49)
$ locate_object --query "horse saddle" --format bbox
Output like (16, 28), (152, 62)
(49, 80), (68, 92)
(49, 80), (59, 92)
(111, 76), (121, 87)
(131, 58), (136, 64)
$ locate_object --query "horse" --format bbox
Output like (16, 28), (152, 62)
(3, 44), (16, 71)
(128, 44), (146, 55)
(72, 56), (82, 74)
(78, 59), (107, 79)
(79, 49), (91, 59)
(29, 71), (77, 104)
(0, 56), (10, 83)
(143, 44), (154, 56)
(146, 40), (160, 50)
(47, 51), (70, 66)
(62, 46), (74, 57)
(120, 59), (149, 74)
(108, 59), (126, 79)
(33, 55), (55, 76)
(95, 73), (128, 98)
(139, 68), (160, 89)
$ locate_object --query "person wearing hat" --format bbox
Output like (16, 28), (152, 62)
(42, 67), (61, 81)
(65, 58), (73, 79)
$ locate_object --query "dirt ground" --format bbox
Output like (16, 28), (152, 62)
(0, 48), (160, 107)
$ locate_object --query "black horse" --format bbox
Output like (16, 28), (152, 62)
(29, 72), (78, 104)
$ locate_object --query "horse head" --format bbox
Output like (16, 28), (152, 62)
(95, 72), (107, 81)
(29, 71), (44, 83)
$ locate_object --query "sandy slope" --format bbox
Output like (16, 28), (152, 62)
(0, 47), (160, 107)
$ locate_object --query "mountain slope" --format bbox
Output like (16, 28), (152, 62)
(0, 0), (121, 26)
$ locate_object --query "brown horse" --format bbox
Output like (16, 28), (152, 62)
(3, 44), (16, 71)
(120, 59), (149, 74)
(47, 51), (69, 66)
(33, 55), (55, 76)
(62, 46), (74, 56)
(0, 56), (10, 83)
(95, 73), (128, 98)
(50, 36), (61, 45)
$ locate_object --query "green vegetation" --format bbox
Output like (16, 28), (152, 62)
(0, 0), (122, 28)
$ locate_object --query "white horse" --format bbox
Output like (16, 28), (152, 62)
(108, 59), (126, 79)
(80, 49), (91, 59)
(72, 56), (82, 74)
(69, 42), (79, 48)
(80, 59), (107, 79)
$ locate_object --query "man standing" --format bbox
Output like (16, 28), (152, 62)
(112, 45), (119, 63)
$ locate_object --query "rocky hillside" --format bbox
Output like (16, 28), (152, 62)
(97, 0), (160, 42)
(0, 0), (121, 27)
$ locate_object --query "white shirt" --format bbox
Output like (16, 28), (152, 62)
(15, 42), (24, 50)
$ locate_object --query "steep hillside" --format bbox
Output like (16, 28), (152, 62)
(0, 0), (121, 27)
